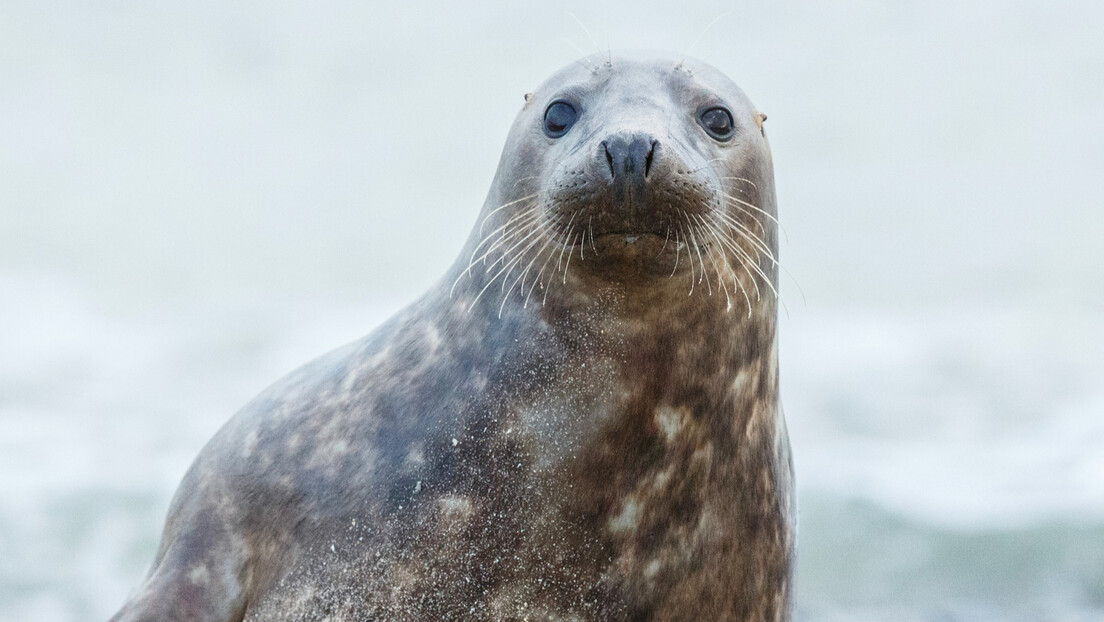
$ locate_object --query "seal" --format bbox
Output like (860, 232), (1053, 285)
(110, 52), (794, 622)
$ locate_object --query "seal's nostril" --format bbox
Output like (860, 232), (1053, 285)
(645, 140), (658, 178)
(603, 134), (656, 183)
(602, 141), (615, 178)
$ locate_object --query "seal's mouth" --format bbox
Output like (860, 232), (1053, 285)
(572, 226), (710, 265)
(581, 226), (709, 251)
(591, 230), (666, 243)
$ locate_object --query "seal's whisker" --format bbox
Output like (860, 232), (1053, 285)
(704, 215), (777, 302)
(682, 211), (710, 293)
(588, 216), (598, 256)
(542, 261), (555, 306)
(685, 215), (713, 295)
(479, 209), (545, 262)
(470, 208), (538, 270)
(500, 229), (557, 317)
(693, 217), (734, 276)
(479, 218), (544, 276)
(718, 190), (771, 218)
(566, 11), (603, 69)
(718, 176), (759, 191)
(713, 207), (775, 258)
(700, 230), (732, 310)
(478, 194), (539, 235)
(682, 10), (733, 61)
(713, 210), (777, 263)
(555, 212), (578, 271)
(475, 218), (539, 271)
(720, 198), (768, 237)
(696, 224), (714, 296)
(498, 223), (542, 292)
(658, 225), (671, 257)
(562, 229), (580, 285)
(511, 175), (543, 189)
(669, 228), (681, 278)
(469, 206), (543, 270)
(716, 208), (803, 306)
(686, 157), (727, 175)
(527, 237), (561, 308)
(711, 217), (779, 302)
(521, 227), (561, 296)
(721, 192), (788, 240)
(697, 216), (760, 303)
(700, 218), (753, 315)
(723, 253), (753, 317)
(469, 229), (546, 312)
(678, 222), (696, 295)
(453, 210), (539, 297)
(563, 43), (600, 75)
(702, 217), (765, 302)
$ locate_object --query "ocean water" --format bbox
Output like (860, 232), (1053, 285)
(3, 283), (1102, 621)
(2, 1), (1102, 620)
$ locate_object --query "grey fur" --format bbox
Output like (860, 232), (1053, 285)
(110, 53), (794, 622)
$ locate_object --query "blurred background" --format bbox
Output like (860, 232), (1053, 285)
(2, 1), (1102, 620)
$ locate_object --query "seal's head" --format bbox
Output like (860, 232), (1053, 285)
(455, 52), (777, 316)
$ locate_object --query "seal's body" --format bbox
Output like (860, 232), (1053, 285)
(111, 53), (794, 622)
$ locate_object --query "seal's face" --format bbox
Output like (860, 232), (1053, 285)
(462, 54), (777, 314)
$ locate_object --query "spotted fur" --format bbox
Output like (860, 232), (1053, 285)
(111, 53), (794, 622)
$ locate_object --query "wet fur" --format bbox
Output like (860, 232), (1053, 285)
(111, 54), (794, 622)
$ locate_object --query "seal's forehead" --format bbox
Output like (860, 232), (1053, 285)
(532, 52), (754, 109)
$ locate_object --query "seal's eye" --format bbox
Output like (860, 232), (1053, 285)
(543, 101), (578, 138)
(699, 106), (735, 141)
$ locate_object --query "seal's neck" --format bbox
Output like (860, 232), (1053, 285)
(435, 242), (779, 413)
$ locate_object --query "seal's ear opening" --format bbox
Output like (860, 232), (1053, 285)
(755, 112), (768, 136)
(524, 92), (533, 103)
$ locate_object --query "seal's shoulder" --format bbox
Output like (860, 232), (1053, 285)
(184, 312), (415, 484)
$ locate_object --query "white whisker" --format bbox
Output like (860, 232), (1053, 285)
(670, 228), (682, 278)
(468, 230), (546, 312)
(562, 229), (580, 284)
(478, 194), (539, 235)
(703, 214), (777, 302)
(500, 229), (556, 317)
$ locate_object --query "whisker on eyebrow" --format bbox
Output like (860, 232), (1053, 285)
(681, 10), (734, 63)
(565, 11), (603, 71)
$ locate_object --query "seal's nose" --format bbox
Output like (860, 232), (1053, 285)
(601, 134), (658, 215)
(602, 134), (658, 182)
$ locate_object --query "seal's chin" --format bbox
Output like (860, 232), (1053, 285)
(572, 230), (688, 278)
(591, 231), (668, 250)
